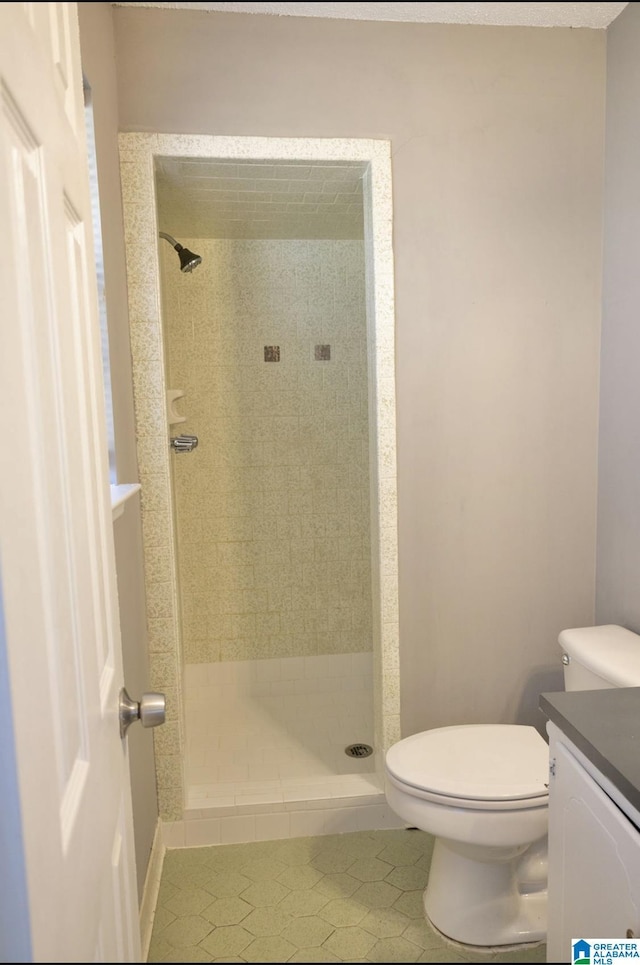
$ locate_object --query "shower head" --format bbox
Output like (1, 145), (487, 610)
(159, 231), (202, 273)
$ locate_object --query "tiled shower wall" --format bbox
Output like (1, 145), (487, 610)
(160, 239), (372, 665)
(185, 653), (374, 792)
(120, 133), (400, 822)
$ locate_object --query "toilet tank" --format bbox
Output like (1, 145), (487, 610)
(560, 624), (640, 691)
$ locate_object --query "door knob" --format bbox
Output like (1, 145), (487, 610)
(119, 687), (166, 739)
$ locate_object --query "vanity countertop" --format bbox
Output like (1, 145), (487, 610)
(540, 687), (640, 817)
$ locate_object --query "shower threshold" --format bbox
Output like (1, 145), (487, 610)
(186, 771), (382, 814)
(168, 771), (407, 846)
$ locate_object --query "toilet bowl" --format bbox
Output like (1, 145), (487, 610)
(384, 625), (640, 949)
(385, 724), (549, 947)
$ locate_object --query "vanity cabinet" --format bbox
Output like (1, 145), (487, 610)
(546, 721), (640, 963)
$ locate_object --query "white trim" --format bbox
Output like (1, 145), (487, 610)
(110, 483), (141, 521)
(139, 819), (166, 962)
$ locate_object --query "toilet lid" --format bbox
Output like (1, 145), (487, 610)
(385, 724), (549, 802)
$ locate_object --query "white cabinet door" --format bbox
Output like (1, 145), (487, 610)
(547, 733), (640, 964)
(0, 4), (140, 960)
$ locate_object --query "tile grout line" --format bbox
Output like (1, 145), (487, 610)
(147, 828), (547, 963)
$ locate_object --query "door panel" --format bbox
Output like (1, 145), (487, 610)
(0, 4), (140, 960)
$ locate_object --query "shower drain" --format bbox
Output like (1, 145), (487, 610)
(345, 743), (373, 759)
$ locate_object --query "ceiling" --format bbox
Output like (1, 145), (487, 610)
(155, 158), (365, 240)
(114, 2), (628, 30)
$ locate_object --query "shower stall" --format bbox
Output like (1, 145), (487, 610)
(121, 134), (400, 844)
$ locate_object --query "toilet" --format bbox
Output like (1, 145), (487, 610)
(384, 624), (640, 949)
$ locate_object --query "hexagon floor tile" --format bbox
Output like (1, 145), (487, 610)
(147, 829), (547, 963)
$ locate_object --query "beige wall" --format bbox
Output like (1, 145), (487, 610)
(77, 2), (158, 901)
(596, 2), (640, 631)
(113, 9), (605, 736)
(161, 238), (372, 664)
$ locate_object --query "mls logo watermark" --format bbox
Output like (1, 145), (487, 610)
(573, 939), (640, 964)
(573, 940), (592, 965)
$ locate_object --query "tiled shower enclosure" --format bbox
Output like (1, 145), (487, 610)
(120, 134), (400, 843)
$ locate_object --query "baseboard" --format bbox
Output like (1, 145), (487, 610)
(139, 819), (165, 961)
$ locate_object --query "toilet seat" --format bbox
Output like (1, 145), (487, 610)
(385, 724), (549, 809)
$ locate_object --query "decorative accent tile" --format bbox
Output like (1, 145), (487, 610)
(315, 344), (331, 361)
(264, 345), (280, 362)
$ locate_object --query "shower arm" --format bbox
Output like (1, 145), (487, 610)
(159, 231), (180, 249)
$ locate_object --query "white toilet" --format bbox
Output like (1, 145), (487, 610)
(384, 624), (640, 949)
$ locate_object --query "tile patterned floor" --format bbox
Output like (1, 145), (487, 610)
(147, 829), (547, 963)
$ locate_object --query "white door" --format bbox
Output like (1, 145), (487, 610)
(0, 4), (141, 961)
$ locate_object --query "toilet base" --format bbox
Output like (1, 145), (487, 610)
(425, 835), (547, 947)
(425, 910), (546, 958)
